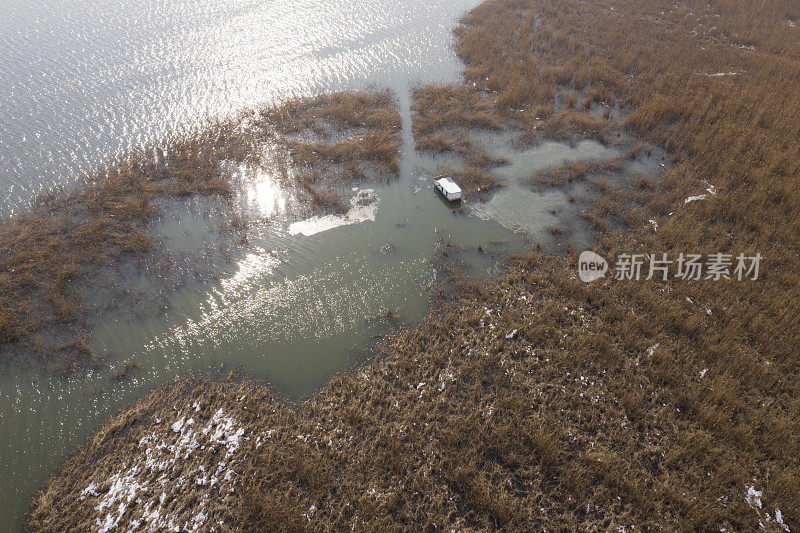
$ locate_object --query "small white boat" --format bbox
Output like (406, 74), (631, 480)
(434, 175), (463, 201)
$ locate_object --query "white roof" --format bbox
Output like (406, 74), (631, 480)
(436, 176), (462, 195)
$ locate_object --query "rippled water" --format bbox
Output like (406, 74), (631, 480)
(0, 0), (479, 216)
(0, 0), (648, 529)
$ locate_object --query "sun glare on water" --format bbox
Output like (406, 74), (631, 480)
(246, 168), (287, 219)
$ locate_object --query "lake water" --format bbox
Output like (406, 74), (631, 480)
(0, 0), (634, 529)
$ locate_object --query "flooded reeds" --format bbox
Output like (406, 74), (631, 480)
(411, 85), (502, 137)
(262, 90), (401, 175)
(449, 165), (501, 200)
(1, 91), (402, 371)
(264, 91), (402, 213)
(410, 86), (509, 200)
(28, 0), (800, 529)
(0, 121), (253, 369)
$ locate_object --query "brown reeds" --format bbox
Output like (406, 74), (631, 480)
(262, 91), (402, 177)
(530, 157), (626, 187)
(0, 121), (252, 368)
(28, 0), (800, 530)
(264, 91), (402, 213)
(410, 86), (509, 200)
(411, 85), (502, 137)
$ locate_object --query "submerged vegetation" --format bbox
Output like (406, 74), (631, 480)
(0, 123), (250, 371)
(411, 86), (507, 200)
(0, 91), (401, 372)
(259, 91), (402, 213)
(28, 0), (800, 530)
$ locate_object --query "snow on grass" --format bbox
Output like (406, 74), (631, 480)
(775, 509), (790, 531)
(684, 180), (717, 205)
(80, 481), (99, 500)
(684, 194), (707, 204)
(81, 405), (247, 531)
(205, 408), (246, 458)
(93, 470), (143, 532)
(745, 485), (762, 508)
(438, 369), (455, 392)
(742, 485), (790, 531)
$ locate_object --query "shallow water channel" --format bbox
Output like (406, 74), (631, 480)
(0, 0), (649, 529)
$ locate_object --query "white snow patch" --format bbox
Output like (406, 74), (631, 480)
(684, 194), (707, 204)
(289, 189), (378, 236)
(205, 409), (245, 458)
(775, 509), (790, 531)
(745, 485), (763, 509)
(80, 481), (99, 500)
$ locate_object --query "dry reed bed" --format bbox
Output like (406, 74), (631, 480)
(0, 91), (402, 371)
(30, 0), (800, 530)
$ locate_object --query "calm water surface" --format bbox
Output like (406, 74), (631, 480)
(0, 0), (630, 529)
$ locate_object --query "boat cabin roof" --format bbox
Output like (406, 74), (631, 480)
(436, 176), (462, 195)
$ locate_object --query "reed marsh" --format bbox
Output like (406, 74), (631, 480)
(0, 91), (402, 372)
(27, 0), (800, 530)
